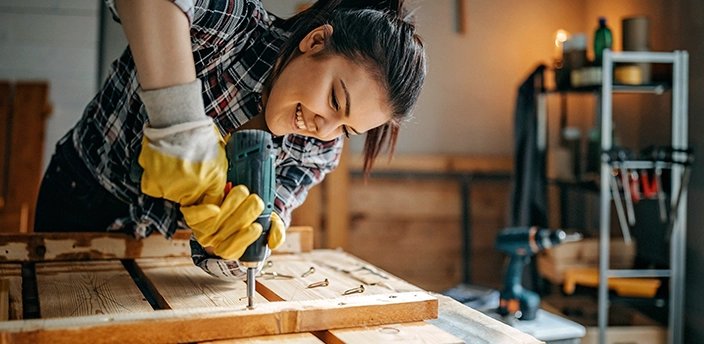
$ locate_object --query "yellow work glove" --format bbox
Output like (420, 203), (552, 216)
(181, 184), (286, 260)
(137, 80), (227, 207)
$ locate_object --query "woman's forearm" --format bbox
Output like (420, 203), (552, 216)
(115, 0), (196, 90)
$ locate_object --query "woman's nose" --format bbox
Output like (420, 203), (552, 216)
(314, 113), (341, 138)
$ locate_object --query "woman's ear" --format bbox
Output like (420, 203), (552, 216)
(298, 24), (333, 54)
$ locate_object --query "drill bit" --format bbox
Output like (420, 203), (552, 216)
(246, 267), (256, 309)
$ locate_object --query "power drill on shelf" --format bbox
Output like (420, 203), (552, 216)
(495, 226), (582, 321)
(226, 129), (276, 309)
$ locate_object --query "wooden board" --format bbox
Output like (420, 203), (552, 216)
(322, 321), (464, 343)
(0, 263), (22, 320)
(255, 250), (422, 302)
(35, 260), (153, 318)
(0, 226), (312, 262)
(205, 332), (324, 343)
(134, 257), (267, 309)
(0, 291), (437, 344)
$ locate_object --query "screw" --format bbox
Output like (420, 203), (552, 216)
(260, 271), (294, 279)
(307, 278), (329, 288)
(261, 261), (274, 271)
(343, 285), (365, 295)
(301, 267), (315, 278)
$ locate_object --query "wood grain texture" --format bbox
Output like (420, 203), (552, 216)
(324, 144), (349, 250)
(134, 257), (267, 309)
(0, 263), (22, 320)
(35, 260), (152, 318)
(204, 332), (323, 343)
(0, 279), (9, 321)
(0, 292), (438, 344)
(256, 250), (421, 302)
(322, 321), (464, 343)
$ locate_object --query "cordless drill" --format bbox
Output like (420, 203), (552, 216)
(226, 129), (276, 309)
(495, 226), (581, 321)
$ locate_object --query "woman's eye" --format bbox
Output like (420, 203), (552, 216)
(332, 89), (339, 111)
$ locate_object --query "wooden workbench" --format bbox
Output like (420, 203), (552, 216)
(0, 228), (540, 343)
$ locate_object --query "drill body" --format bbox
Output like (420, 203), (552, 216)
(495, 226), (579, 321)
(225, 129), (276, 308)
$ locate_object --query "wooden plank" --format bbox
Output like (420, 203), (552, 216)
(0, 264), (22, 320)
(290, 184), (323, 247)
(0, 81), (11, 210)
(6, 82), (51, 232)
(0, 292), (438, 344)
(428, 294), (542, 344)
(133, 257), (267, 309)
(255, 250), (421, 302)
(0, 279), (8, 321)
(35, 260), (152, 318)
(0, 230), (191, 262)
(0, 227), (311, 262)
(321, 321), (464, 343)
(204, 332), (323, 343)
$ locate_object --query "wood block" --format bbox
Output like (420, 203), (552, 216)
(537, 238), (636, 284)
(0, 264), (23, 320)
(134, 257), (267, 309)
(274, 226), (314, 254)
(321, 321), (464, 343)
(35, 260), (153, 318)
(0, 292), (438, 344)
(256, 250), (421, 302)
(205, 332), (323, 343)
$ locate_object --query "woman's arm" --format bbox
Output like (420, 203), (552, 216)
(114, 0), (196, 90)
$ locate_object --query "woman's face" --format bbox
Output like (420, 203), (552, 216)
(264, 25), (391, 141)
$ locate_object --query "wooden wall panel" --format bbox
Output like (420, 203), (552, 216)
(0, 82), (11, 210)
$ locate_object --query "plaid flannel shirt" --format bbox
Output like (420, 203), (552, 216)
(72, 0), (342, 277)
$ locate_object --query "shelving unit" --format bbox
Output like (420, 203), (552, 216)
(598, 49), (689, 344)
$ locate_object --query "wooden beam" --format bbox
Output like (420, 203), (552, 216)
(321, 321), (464, 343)
(0, 264), (22, 320)
(133, 257), (267, 309)
(35, 260), (153, 318)
(0, 227), (313, 262)
(0, 292), (438, 344)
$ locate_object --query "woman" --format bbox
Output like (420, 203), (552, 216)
(34, 0), (426, 278)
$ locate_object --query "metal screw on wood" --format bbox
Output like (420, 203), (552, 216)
(343, 285), (365, 295)
(307, 278), (329, 288)
(301, 267), (315, 278)
(261, 261), (274, 271)
(261, 271), (294, 279)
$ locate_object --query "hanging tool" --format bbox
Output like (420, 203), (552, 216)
(495, 226), (582, 321)
(664, 148), (695, 240)
(226, 129), (276, 309)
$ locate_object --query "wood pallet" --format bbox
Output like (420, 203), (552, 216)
(0, 227), (465, 344)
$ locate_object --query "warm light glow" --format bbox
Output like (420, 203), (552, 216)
(555, 29), (570, 47)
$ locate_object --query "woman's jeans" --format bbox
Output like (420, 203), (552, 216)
(34, 136), (129, 233)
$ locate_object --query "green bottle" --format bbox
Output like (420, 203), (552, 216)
(594, 17), (613, 66)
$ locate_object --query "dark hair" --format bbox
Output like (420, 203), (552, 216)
(265, 0), (426, 175)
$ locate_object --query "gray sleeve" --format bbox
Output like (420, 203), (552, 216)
(104, 0), (196, 25)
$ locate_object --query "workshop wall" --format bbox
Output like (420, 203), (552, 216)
(0, 0), (101, 174)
